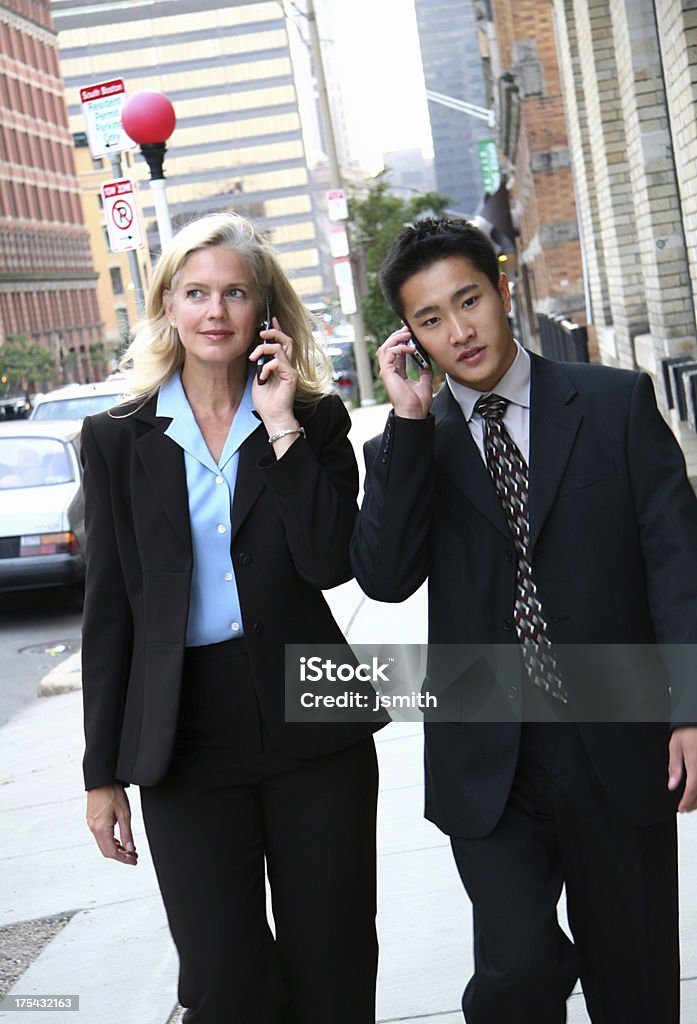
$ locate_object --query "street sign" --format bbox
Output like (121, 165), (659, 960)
(326, 188), (348, 222)
(332, 257), (357, 315)
(478, 139), (501, 195)
(80, 79), (135, 159)
(329, 226), (349, 259)
(101, 179), (143, 253)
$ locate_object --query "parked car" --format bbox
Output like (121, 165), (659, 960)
(29, 380), (127, 421)
(0, 385), (31, 420)
(327, 341), (359, 407)
(0, 421), (85, 592)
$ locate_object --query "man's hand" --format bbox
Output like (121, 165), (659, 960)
(378, 326), (434, 420)
(668, 727), (697, 811)
(86, 784), (139, 865)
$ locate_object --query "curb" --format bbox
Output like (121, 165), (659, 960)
(38, 651), (82, 696)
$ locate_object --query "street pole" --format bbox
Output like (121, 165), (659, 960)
(305, 0), (375, 404)
(108, 153), (145, 317)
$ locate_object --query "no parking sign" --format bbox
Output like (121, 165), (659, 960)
(101, 179), (143, 253)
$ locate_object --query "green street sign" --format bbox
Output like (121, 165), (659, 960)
(478, 139), (500, 194)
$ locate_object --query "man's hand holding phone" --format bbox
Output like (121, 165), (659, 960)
(377, 325), (434, 420)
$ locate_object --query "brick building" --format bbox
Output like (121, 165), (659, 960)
(474, 0), (586, 351)
(553, 0), (697, 474)
(0, 0), (102, 384)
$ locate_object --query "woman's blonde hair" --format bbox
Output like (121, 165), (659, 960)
(118, 212), (332, 403)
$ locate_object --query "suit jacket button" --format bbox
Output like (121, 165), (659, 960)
(503, 617), (514, 632)
(253, 622), (264, 636)
(239, 552), (252, 565)
(504, 549), (513, 563)
(507, 686), (519, 700)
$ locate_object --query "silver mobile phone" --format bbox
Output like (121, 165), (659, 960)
(256, 298), (272, 385)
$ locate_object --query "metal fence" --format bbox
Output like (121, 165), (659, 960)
(537, 313), (589, 363)
(660, 356), (697, 432)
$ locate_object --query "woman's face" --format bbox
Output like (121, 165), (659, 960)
(164, 246), (260, 374)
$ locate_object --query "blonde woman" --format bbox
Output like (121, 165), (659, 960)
(81, 214), (382, 1023)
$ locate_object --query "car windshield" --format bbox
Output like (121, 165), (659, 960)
(32, 393), (122, 420)
(0, 438), (74, 490)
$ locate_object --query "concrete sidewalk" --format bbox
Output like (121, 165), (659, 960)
(2, 576), (697, 1022)
(1, 402), (696, 1022)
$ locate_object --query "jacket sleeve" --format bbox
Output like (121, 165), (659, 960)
(350, 410), (436, 603)
(80, 415), (134, 789)
(257, 394), (359, 590)
(626, 372), (697, 724)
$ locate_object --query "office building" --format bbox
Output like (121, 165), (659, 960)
(414, 0), (490, 216)
(52, 0), (325, 300)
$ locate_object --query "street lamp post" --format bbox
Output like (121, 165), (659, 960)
(121, 91), (176, 251)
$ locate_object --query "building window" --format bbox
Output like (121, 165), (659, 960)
(110, 266), (124, 295)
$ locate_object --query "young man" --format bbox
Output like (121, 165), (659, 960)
(350, 217), (697, 1023)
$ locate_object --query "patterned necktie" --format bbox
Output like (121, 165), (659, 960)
(474, 393), (567, 704)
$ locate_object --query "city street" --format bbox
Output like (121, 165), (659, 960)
(0, 403), (696, 1023)
(0, 588), (82, 728)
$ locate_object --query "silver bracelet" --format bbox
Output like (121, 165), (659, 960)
(267, 425), (306, 445)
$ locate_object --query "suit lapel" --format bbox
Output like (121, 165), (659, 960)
(231, 422), (267, 540)
(433, 386), (511, 539)
(133, 398), (192, 550)
(528, 353), (582, 552)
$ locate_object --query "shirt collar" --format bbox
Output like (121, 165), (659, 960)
(447, 341), (530, 422)
(156, 370), (259, 470)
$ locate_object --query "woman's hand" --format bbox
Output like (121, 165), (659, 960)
(378, 326), (433, 420)
(250, 317), (303, 456)
(86, 784), (138, 866)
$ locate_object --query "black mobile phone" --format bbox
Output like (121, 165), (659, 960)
(256, 298), (272, 385)
(406, 330), (431, 371)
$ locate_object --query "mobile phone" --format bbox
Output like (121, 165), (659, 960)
(406, 330), (431, 371)
(256, 298), (272, 385)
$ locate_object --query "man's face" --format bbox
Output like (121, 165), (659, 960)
(399, 255), (517, 391)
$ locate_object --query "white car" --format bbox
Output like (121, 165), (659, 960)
(0, 421), (85, 592)
(29, 380), (127, 421)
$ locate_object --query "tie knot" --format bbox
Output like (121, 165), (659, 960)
(474, 393), (508, 421)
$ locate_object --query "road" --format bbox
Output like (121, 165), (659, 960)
(0, 587), (82, 727)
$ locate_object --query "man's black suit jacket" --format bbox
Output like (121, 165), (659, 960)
(81, 392), (380, 791)
(351, 353), (697, 836)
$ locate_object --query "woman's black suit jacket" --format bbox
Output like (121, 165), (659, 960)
(81, 391), (379, 791)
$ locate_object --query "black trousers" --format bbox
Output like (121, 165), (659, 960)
(140, 638), (379, 1024)
(450, 722), (679, 1024)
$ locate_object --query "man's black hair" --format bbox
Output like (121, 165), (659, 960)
(379, 217), (501, 318)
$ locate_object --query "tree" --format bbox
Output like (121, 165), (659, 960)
(349, 172), (451, 346)
(0, 337), (56, 390)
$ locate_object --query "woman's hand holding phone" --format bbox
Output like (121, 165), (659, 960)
(250, 315), (302, 454)
(377, 325), (434, 420)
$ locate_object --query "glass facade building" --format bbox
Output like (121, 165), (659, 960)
(414, 0), (490, 217)
(53, 0), (324, 299)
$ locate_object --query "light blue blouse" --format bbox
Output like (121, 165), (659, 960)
(156, 371), (260, 646)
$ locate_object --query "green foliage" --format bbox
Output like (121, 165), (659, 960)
(89, 342), (108, 372)
(0, 337), (56, 389)
(349, 172), (451, 346)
